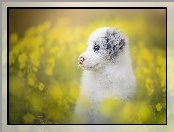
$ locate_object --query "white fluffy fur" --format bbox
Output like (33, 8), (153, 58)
(74, 27), (136, 124)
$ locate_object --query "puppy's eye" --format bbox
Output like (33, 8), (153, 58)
(94, 45), (100, 52)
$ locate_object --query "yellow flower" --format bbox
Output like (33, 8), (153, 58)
(27, 73), (36, 86)
(156, 103), (162, 111)
(99, 98), (119, 118)
(157, 56), (165, 67)
(162, 87), (166, 93)
(47, 85), (62, 101)
(145, 77), (153, 85)
(44, 57), (55, 75)
(49, 46), (59, 55)
(25, 26), (35, 36)
(18, 53), (28, 69)
(45, 67), (53, 76)
(138, 105), (150, 121)
(38, 83), (44, 91)
(29, 51), (40, 67)
(69, 86), (79, 99)
(47, 57), (55, 66)
(143, 67), (150, 75)
(147, 87), (154, 96)
(145, 83), (154, 96)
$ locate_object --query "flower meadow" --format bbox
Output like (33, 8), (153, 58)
(9, 10), (166, 124)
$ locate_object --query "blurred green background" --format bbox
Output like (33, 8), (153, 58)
(9, 9), (166, 124)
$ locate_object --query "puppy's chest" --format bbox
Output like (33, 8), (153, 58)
(84, 72), (117, 102)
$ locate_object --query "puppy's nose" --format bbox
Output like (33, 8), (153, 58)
(78, 56), (85, 64)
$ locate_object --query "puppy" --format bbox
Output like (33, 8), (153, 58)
(75, 27), (136, 124)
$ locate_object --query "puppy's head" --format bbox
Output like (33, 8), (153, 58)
(78, 27), (128, 71)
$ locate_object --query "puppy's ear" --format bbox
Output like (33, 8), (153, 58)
(105, 28), (126, 54)
(114, 39), (125, 51)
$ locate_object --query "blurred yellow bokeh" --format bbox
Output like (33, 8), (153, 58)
(9, 9), (166, 124)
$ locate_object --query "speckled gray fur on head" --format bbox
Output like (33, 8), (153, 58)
(94, 27), (126, 61)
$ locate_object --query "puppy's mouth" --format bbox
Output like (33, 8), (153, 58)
(78, 63), (100, 70)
